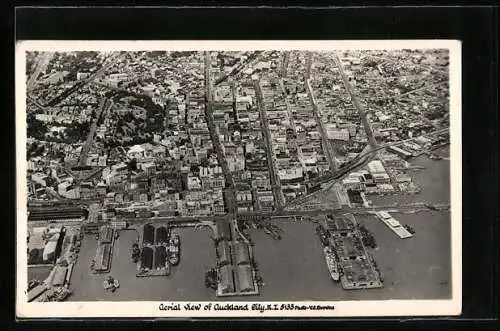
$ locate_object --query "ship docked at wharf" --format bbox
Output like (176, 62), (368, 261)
(317, 214), (384, 290)
(323, 246), (341, 281)
(168, 233), (180, 266)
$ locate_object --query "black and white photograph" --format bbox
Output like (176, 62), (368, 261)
(16, 40), (461, 318)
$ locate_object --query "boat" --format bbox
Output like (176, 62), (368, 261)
(168, 248), (179, 265)
(429, 154), (443, 160)
(172, 233), (180, 246)
(165, 260), (171, 275)
(424, 203), (438, 211)
(323, 247), (340, 281)
(263, 225), (281, 240)
(168, 234), (180, 266)
(103, 276), (119, 291)
(103, 280), (113, 290)
(315, 225), (330, 246)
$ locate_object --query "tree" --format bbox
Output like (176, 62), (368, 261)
(27, 116), (48, 140)
(127, 158), (137, 171)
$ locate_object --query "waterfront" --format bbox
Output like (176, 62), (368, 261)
(69, 227), (217, 301)
(68, 148), (451, 301)
(231, 146), (450, 300)
(248, 210), (450, 301)
(28, 265), (52, 285)
(370, 146), (450, 206)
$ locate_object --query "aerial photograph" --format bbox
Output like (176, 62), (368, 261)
(23, 48), (451, 303)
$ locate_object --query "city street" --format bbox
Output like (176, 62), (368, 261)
(254, 79), (285, 210)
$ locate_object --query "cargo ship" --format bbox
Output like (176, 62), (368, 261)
(168, 233), (180, 266)
(164, 259), (171, 275)
(323, 246), (340, 281)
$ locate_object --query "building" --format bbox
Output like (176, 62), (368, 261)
(80, 182), (99, 199)
(42, 239), (58, 263)
(154, 246), (167, 269)
(217, 240), (232, 266)
(327, 128), (350, 142)
(217, 219), (232, 241)
(367, 160), (390, 184)
(326, 215), (355, 234)
(367, 160), (386, 174)
(51, 266), (68, 286)
(236, 264), (254, 292)
(339, 236), (363, 261)
(94, 243), (112, 272)
(140, 246), (154, 270)
(142, 224), (155, 246)
(234, 241), (250, 265)
(28, 207), (86, 223)
(98, 226), (114, 244)
(347, 189), (364, 206)
(342, 176), (365, 191)
(218, 265), (235, 294)
(387, 145), (412, 159)
(28, 284), (48, 302)
(155, 226), (169, 245)
(278, 167), (304, 183)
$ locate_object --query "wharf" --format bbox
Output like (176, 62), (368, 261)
(374, 211), (413, 239)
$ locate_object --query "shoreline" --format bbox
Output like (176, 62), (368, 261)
(63, 147), (450, 301)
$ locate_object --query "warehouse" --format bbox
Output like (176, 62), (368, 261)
(27, 284), (48, 302)
(326, 215), (354, 233)
(142, 224), (155, 246)
(233, 241), (250, 265)
(236, 264), (254, 293)
(216, 240), (231, 266)
(217, 219), (232, 241)
(140, 246), (154, 270)
(340, 237), (362, 260)
(42, 239), (58, 263)
(387, 145), (413, 159)
(51, 266), (68, 286)
(28, 207), (86, 222)
(98, 226), (114, 244)
(94, 244), (112, 272)
(155, 226), (168, 245)
(154, 246), (167, 269)
(367, 160), (387, 175)
(218, 265), (235, 294)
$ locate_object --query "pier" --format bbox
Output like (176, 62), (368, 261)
(374, 211), (413, 239)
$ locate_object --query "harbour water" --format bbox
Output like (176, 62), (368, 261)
(248, 146), (451, 300)
(68, 146), (451, 301)
(69, 227), (218, 301)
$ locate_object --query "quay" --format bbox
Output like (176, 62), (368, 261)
(374, 211), (413, 239)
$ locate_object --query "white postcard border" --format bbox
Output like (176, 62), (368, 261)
(16, 40), (462, 318)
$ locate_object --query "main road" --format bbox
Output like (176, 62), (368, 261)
(204, 51), (237, 214)
(78, 98), (111, 167)
(306, 77), (338, 170)
(27, 95), (49, 112)
(279, 78), (308, 179)
(27, 52), (54, 92)
(253, 78), (285, 211)
(333, 52), (378, 150)
(114, 201), (448, 226)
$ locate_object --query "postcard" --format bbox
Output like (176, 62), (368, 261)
(16, 40), (461, 318)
